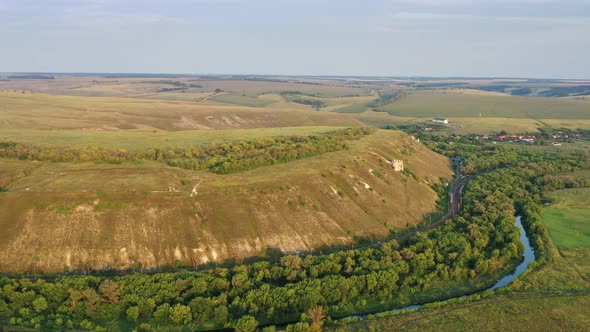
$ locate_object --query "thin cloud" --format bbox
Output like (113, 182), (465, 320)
(390, 11), (590, 23)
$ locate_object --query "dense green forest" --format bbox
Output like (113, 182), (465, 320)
(0, 133), (588, 331)
(0, 128), (374, 174)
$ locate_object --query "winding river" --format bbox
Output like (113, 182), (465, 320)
(346, 215), (535, 320)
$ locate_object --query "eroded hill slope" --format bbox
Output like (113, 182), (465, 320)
(0, 130), (452, 272)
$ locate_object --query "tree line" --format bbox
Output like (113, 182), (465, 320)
(0, 128), (375, 175)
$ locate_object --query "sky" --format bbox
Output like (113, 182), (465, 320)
(0, 0), (589, 78)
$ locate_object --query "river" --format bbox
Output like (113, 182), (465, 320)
(346, 215), (535, 319)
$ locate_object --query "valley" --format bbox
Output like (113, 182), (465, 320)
(0, 74), (588, 331)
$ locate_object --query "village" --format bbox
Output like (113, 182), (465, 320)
(419, 117), (588, 146)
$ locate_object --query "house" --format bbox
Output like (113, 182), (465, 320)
(390, 160), (404, 172)
(432, 117), (448, 124)
(424, 127), (433, 132)
(522, 135), (535, 143)
(498, 134), (506, 140)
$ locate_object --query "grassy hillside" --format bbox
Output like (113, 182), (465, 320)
(0, 126), (342, 151)
(0, 91), (360, 130)
(0, 130), (453, 273)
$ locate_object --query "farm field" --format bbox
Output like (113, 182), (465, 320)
(376, 90), (590, 119)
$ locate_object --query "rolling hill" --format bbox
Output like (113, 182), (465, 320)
(0, 130), (452, 273)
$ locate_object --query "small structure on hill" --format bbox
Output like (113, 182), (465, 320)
(390, 159), (404, 172)
(432, 117), (448, 124)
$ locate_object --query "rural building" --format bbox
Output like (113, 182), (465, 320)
(497, 134), (506, 140)
(390, 159), (404, 172)
(432, 117), (448, 124)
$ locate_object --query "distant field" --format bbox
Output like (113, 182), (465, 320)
(207, 93), (277, 107)
(0, 76), (373, 99)
(543, 188), (590, 249)
(193, 79), (370, 98)
(333, 103), (370, 113)
(376, 90), (590, 119)
(0, 91), (361, 130)
(0, 126), (342, 151)
(352, 111), (590, 134)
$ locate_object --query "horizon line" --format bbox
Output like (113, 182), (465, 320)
(2, 71), (590, 81)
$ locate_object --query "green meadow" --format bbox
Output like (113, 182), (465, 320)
(543, 188), (590, 249)
(376, 90), (590, 119)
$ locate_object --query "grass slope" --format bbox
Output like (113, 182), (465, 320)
(0, 126), (342, 151)
(0, 130), (453, 273)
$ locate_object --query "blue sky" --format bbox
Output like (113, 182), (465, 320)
(1, 0), (589, 78)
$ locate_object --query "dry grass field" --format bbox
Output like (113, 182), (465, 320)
(0, 91), (361, 130)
